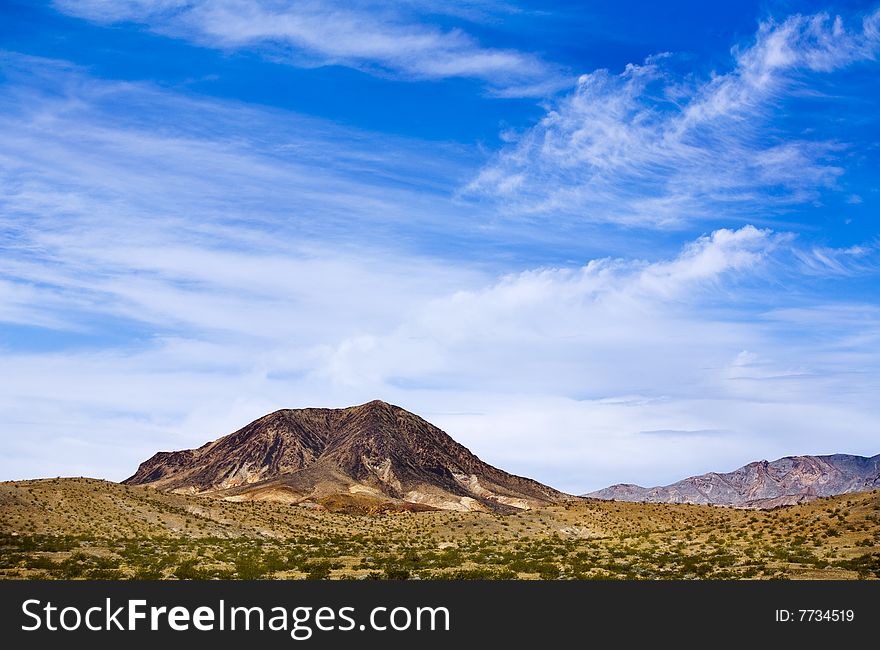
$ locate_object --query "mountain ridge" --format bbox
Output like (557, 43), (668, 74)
(585, 453), (880, 508)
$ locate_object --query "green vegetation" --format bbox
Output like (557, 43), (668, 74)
(3, 529), (878, 580)
(1, 478), (878, 580)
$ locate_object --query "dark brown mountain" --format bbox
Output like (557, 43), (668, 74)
(585, 453), (880, 508)
(124, 400), (567, 512)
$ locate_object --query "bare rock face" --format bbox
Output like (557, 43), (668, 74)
(585, 453), (880, 508)
(124, 400), (567, 512)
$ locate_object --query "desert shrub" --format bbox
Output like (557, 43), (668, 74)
(134, 564), (164, 579)
(55, 552), (121, 579)
(834, 553), (880, 578)
(261, 551), (289, 573)
(174, 559), (203, 580)
(304, 561), (332, 580)
(382, 567), (410, 580)
(443, 568), (517, 580)
(23, 555), (58, 571)
(537, 563), (561, 579)
(234, 553), (266, 579)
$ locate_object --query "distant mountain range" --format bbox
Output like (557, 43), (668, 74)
(585, 453), (880, 508)
(126, 401), (879, 512)
(125, 400), (567, 512)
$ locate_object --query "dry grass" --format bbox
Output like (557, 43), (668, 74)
(1, 478), (878, 580)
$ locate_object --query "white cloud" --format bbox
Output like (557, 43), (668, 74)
(265, 224), (878, 491)
(1, 54), (879, 493)
(52, 0), (567, 96)
(792, 242), (878, 275)
(467, 10), (880, 224)
(309, 225), (788, 400)
(2, 221), (879, 490)
(0, 52), (485, 264)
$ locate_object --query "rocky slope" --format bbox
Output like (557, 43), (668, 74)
(585, 453), (880, 508)
(125, 400), (567, 512)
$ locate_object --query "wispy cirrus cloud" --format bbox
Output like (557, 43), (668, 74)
(467, 10), (880, 224)
(52, 0), (567, 96)
(2, 51), (879, 492)
(0, 53), (488, 341)
(0, 52), (479, 250)
(792, 242), (879, 276)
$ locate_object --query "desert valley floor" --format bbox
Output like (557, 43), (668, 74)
(1, 478), (878, 580)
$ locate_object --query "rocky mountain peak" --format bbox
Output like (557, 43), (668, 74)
(125, 401), (567, 512)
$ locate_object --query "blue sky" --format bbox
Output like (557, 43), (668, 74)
(1, 1), (879, 493)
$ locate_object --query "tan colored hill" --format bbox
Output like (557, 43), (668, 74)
(586, 453), (880, 507)
(1, 478), (878, 580)
(124, 400), (566, 512)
